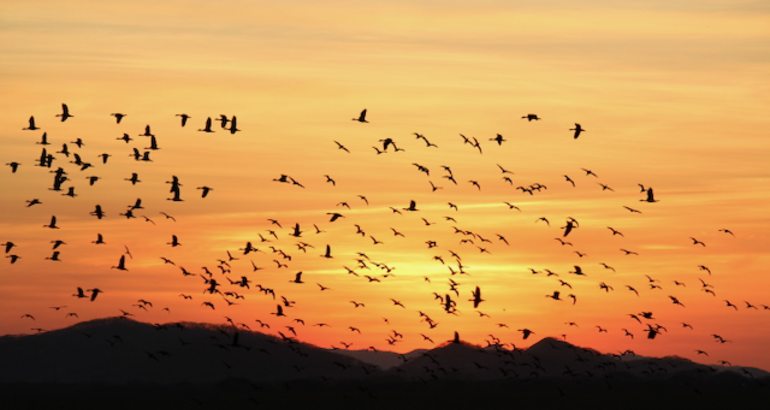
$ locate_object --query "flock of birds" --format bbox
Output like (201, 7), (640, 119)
(2, 103), (763, 377)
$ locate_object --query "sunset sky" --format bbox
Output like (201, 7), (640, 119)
(1, 0), (769, 370)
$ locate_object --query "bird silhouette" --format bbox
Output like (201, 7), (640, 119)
(198, 117), (214, 133)
(56, 103), (73, 122)
(24, 116), (40, 130)
(641, 188), (659, 203)
(197, 186), (213, 198)
(570, 123), (584, 139)
(88, 288), (102, 301)
(489, 134), (506, 145)
(110, 113), (126, 123)
(228, 116), (240, 134)
(352, 109), (368, 123)
(44, 215), (59, 229)
(176, 113), (190, 126)
(518, 329), (535, 339)
(690, 237), (706, 247)
(334, 141), (350, 153)
(72, 287), (88, 299)
(403, 200), (418, 211)
(470, 286), (484, 308)
(168, 235), (181, 247)
(112, 255), (128, 271)
(291, 272), (304, 284)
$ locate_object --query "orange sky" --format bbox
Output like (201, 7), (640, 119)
(1, 0), (769, 370)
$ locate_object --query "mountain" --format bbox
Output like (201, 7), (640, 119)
(1, 320), (767, 387)
(0, 317), (379, 383)
(388, 336), (770, 381)
(330, 348), (428, 370)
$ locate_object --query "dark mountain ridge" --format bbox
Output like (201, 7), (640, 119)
(1, 319), (767, 386)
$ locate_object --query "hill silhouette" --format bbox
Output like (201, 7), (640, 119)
(2, 320), (766, 385)
(0, 317), (377, 383)
(2, 321), (770, 409)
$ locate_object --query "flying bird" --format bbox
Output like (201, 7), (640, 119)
(56, 103), (73, 122)
(24, 116), (40, 130)
(352, 109), (368, 123)
(641, 188), (659, 203)
(176, 113), (191, 127)
(112, 255), (128, 271)
(570, 123), (585, 139)
(198, 117), (214, 133)
(110, 113), (126, 123)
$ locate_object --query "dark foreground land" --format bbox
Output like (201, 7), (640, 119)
(3, 374), (769, 410)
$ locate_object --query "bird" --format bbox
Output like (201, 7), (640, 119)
(607, 227), (624, 237)
(569, 266), (586, 276)
(216, 115), (229, 129)
(403, 200), (418, 211)
(167, 235), (181, 247)
(334, 141), (350, 153)
(125, 173), (141, 185)
(90, 205), (105, 219)
(546, 291), (562, 301)
(197, 186), (213, 198)
(489, 134), (506, 145)
(228, 116), (240, 134)
(503, 202), (520, 211)
(45, 251), (61, 261)
(390, 298), (405, 308)
(23, 116), (40, 130)
(110, 113), (126, 123)
(198, 117), (214, 133)
(44, 215), (59, 229)
(160, 212), (176, 222)
(561, 220), (576, 237)
(6, 162), (20, 173)
(518, 329), (535, 339)
(352, 109), (368, 123)
(522, 114), (540, 121)
(88, 288), (102, 301)
(72, 288), (88, 299)
(570, 123), (584, 139)
(56, 103), (73, 121)
(641, 188), (659, 203)
(139, 125), (153, 137)
(690, 237), (706, 247)
(598, 183), (614, 192)
(112, 255), (128, 271)
(291, 272), (304, 284)
(470, 286), (484, 308)
(176, 113), (191, 127)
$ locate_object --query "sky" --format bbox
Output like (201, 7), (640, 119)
(1, 0), (769, 370)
